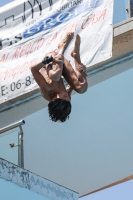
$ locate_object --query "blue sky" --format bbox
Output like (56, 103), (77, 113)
(82, 180), (133, 200)
(0, 0), (12, 7)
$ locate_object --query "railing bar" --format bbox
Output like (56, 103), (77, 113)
(0, 120), (25, 134)
(19, 125), (24, 168)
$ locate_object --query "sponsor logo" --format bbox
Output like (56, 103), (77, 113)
(0, 0), (104, 50)
(23, 0), (104, 38)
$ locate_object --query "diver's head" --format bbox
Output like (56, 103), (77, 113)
(48, 98), (71, 122)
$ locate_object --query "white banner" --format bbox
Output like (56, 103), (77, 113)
(0, 0), (113, 103)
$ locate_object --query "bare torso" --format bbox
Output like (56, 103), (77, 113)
(39, 50), (88, 101)
(40, 66), (66, 101)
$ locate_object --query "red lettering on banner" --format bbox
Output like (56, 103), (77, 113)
(12, 38), (45, 60)
(61, 21), (79, 39)
(0, 70), (7, 80)
(99, 9), (107, 20)
(12, 47), (21, 60)
(81, 16), (89, 29)
(36, 38), (45, 50)
(20, 44), (27, 57)
(0, 53), (9, 63)
(10, 66), (19, 79)
(81, 9), (107, 29)
(25, 43), (33, 57)
(19, 62), (28, 73)
(30, 42), (36, 54)
(29, 58), (39, 69)
(0, 57), (39, 80)
(46, 32), (58, 46)
(70, 20), (79, 32)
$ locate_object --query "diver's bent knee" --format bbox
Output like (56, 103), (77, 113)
(76, 88), (88, 94)
(75, 84), (88, 94)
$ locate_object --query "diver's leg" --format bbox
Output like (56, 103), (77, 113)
(71, 34), (87, 82)
(63, 34), (88, 93)
(46, 32), (74, 81)
(57, 32), (74, 55)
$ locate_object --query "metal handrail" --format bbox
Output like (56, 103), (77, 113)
(0, 120), (25, 168)
(0, 120), (25, 134)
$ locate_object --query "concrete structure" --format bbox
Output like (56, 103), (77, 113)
(0, 158), (78, 200)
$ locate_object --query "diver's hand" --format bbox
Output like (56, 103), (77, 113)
(78, 63), (87, 75)
(78, 63), (87, 74)
(53, 55), (64, 64)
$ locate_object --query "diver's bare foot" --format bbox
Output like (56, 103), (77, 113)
(58, 32), (74, 54)
(71, 34), (81, 62)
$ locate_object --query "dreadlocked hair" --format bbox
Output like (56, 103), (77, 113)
(48, 99), (71, 122)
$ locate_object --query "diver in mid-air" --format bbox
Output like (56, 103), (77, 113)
(31, 32), (88, 122)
